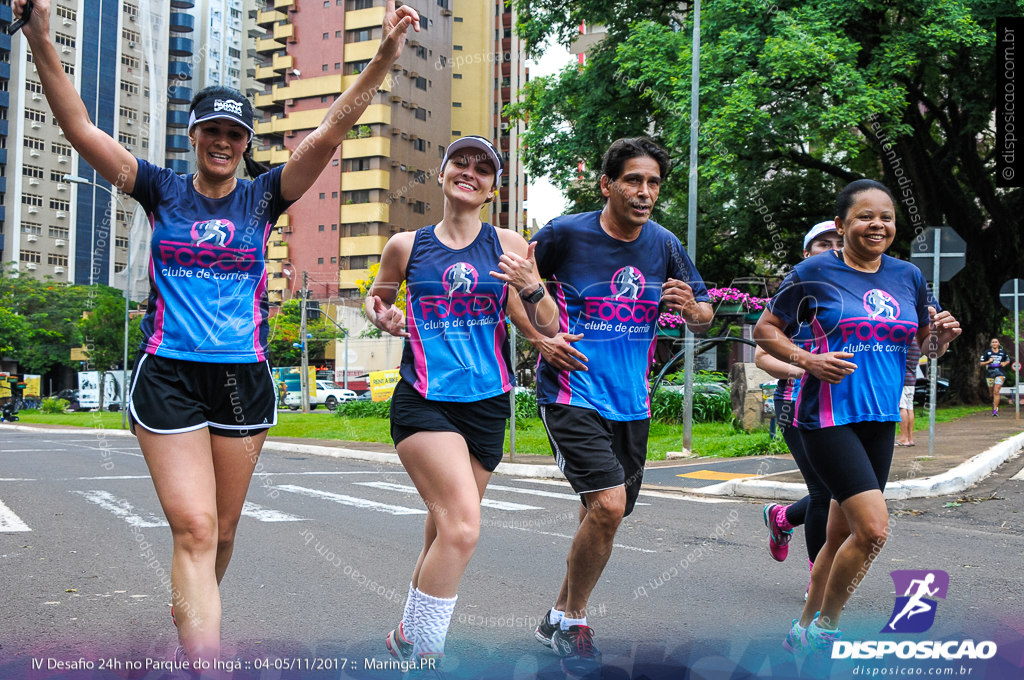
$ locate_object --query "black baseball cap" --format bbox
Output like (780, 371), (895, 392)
(188, 92), (255, 140)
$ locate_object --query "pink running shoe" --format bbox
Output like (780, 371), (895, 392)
(763, 503), (793, 562)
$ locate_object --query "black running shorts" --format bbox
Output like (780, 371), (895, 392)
(389, 379), (510, 472)
(129, 353), (277, 438)
(799, 420), (897, 504)
(539, 403), (650, 517)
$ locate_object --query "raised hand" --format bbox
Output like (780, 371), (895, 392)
(490, 242), (541, 294)
(366, 295), (411, 338)
(377, 0), (420, 65)
(13, 0), (49, 42)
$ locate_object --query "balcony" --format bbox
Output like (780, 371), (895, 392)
(166, 135), (190, 152)
(273, 23), (295, 42)
(170, 0), (195, 8)
(268, 277), (289, 291)
(167, 86), (192, 104)
(339, 269), (370, 288)
(342, 136), (390, 159)
(269, 73), (389, 103)
(272, 53), (294, 72)
(169, 13), (194, 32)
(251, 146), (291, 164)
(345, 40), (380, 64)
(341, 169), (390, 192)
(340, 235), (389, 257)
(166, 158), (190, 174)
(254, 65), (278, 82)
(168, 37), (194, 57)
(273, 0), (295, 10)
(276, 214), (290, 228)
(168, 61), (193, 81)
(167, 110), (190, 128)
(345, 7), (386, 30)
(267, 243), (289, 260)
(256, 9), (286, 27)
(0, 62), (10, 81)
(255, 37), (285, 53)
(340, 202), (389, 224)
(254, 91), (283, 111)
(266, 260), (283, 275)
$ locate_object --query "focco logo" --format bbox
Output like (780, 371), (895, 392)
(213, 99), (243, 116)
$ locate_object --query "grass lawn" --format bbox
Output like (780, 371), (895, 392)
(14, 404), (991, 460)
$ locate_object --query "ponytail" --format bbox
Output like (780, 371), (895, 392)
(243, 143), (269, 179)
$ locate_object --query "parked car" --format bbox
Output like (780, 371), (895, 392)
(315, 380), (358, 410)
(55, 389), (81, 412)
(658, 381), (730, 397)
(913, 376), (950, 407)
(355, 391), (373, 401)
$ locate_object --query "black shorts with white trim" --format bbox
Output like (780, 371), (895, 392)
(129, 353), (277, 438)
(539, 403), (650, 517)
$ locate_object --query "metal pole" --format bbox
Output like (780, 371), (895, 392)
(509, 325), (517, 462)
(928, 231), (940, 459)
(344, 329), (349, 390)
(1015, 279), (1020, 420)
(682, 0), (701, 455)
(121, 201), (131, 430)
(300, 272), (310, 414)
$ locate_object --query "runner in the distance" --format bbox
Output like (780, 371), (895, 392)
(367, 136), (559, 670)
(896, 337), (921, 445)
(525, 137), (713, 674)
(15, 0), (420, 666)
(755, 221), (842, 602)
(980, 338), (1010, 416)
(755, 179), (961, 658)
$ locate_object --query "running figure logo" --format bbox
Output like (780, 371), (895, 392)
(191, 219), (236, 248)
(882, 570), (949, 633)
(863, 288), (900, 320)
(610, 266), (645, 300)
(443, 262), (478, 296)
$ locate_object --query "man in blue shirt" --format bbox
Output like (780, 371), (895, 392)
(524, 138), (713, 674)
(980, 338), (1011, 416)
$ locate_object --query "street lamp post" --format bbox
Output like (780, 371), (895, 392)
(64, 175), (133, 429)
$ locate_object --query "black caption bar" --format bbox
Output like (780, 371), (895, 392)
(997, 17), (1022, 188)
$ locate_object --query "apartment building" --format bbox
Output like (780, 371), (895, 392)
(0, 5), (11, 268)
(193, 0), (245, 91)
(4, 0), (196, 286)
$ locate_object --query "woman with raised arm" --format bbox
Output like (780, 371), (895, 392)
(366, 136), (559, 671)
(14, 0), (419, 667)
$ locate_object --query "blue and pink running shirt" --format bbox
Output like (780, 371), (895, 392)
(773, 323), (814, 421)
(531, 212), (709, 421)
(399, 224), (513, 402)
(130, 159), (294, 363)
(768, 250), (935, 430)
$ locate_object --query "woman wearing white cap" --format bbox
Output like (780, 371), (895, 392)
(15, 0), (420, 665)
(367, 136), (559, 668)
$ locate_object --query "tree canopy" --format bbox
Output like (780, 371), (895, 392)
(512, 0), (1023, 401)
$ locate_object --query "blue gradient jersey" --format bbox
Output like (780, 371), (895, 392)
(400, 224), (512, 402)
(773, 324), (814, 426)
(130, 160), (293, 363)
(768, 251), (934, 430)
(532, 212), (709, 421)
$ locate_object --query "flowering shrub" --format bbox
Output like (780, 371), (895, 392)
(658, 312), (686, 329)
(707, 287), (770, 312)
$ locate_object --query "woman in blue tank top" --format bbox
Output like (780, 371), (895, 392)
(366, 136), (559, 668)
(756, 180), (962, 657)
(17, 0), (422, 665)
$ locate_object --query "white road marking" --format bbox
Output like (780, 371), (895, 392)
(500, 525), (656, 553)
(1, 449), (67, 452)
(76, 475), (152, 480)
(511, 478), (732, 503)
(487, 483), (649, 506)
(255, 471), (393, 477)
(354, 481), (543, 511)
(274, 484), (426, 515)
(0, 478), (37, 482)
(0, 497), (31, 532)
(72, 490), (168, 528)
(240, 501), (306, 522)
(1012, 466), (1024, 481)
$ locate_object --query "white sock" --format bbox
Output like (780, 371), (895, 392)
(548, 607), (564, 625)
(560, 615), (587, 631)
(400, 583), (417, 643)
(412, 590), (457, 659)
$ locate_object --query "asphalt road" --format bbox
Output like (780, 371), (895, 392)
(2, 430), (1024, 679)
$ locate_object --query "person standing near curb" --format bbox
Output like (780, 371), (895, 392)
(527, 137), (713, 675)
(897, 337), (921, 445)
(980, 338), (1010, 416)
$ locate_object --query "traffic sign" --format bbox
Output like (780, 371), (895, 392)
(999, 279), (1024, 311)
(910, 227), (966, 283)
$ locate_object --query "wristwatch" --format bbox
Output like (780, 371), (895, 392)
(519, 283), (545, 304)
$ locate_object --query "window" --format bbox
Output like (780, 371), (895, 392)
(121, 54), (140, 69)
(323, 32), (329, 39)
(350, 29), (371, 42)
(413, 139), (425, 152)
(24, 137), (45, 151)
(21, 223), (42, 235)
(415, 46), (426, 59)
(62, 61), (75, 76)
(336, 30), (342, 38)
(22, 194), (43, 207)
(349, 190), (370, 203)
(48, 253), (69, 267)
(335, 62), (341, 69)
(415, 76), (426, 90)
(123, 3), (137, 20)
(454, 17), (463, 22)
(51, 170), (69, 183)
(318, 224), (325, 232)
(121, 80), (139, 95)
(318, 257), (324, 264)
(351, 60), (370, 74)
(351, 0), (373, 8)
(437, 0), (450, 8)
(123, 27), (140, 42)
(332, 159), (339, 166)
(453, 73), (463, 79)
(118, 133), (137, 147)
(412, 201), (425, 214)
(55, 32), (76, 48)
(229, 48), (240, 59)
(350, 256), (369, 269)
(322, 64), (328, 71)
(57, 5), (77, 21)
(52, 141), (73, 156)
(23, 165), (44, 179)
(453, 45), (463, 51)
(452, 102), (462, 107)
(120, 106), (138, 121)
(114, 262), (126, 273)
(332, 224), (338, 231)
(331, 256), (337, 264)
(414, 170), (426, 183)
(20, 251), (42, 264)
(415, 107), (427, 121)
(25, 81), (43, 95)
(115, 236), (129, 248)
(50, 198), (70, 211)
(319, 193), (326, 199)
(25, 108), (46, 123)
(49, 225), (70, 239)
(26, 49), (33, 63)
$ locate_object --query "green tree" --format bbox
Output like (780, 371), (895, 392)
(512, 0), (1023, 403)
(78, 295), (141, 411)
(0, 306), (30, 357)
(266, 299), (346, 367)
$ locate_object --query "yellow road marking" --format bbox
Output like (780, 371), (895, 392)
(677, 470), (759, 481)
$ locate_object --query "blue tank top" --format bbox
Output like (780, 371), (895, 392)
(400, 224), (513, 401)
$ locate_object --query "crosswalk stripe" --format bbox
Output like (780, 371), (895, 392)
(0, 497), (31, 532)
(73, 490), (168, 528)
(1011, 466), (1024, 481)
(1, 449), (66, 452)
(354, 481), (544, 511)
(241, 501), (306, 522)
(488, 482), (650, 505)
(275, 484), (426, 515)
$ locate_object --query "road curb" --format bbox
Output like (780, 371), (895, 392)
(1, 424), (566, 479)
(695, 430), (1024, 500)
